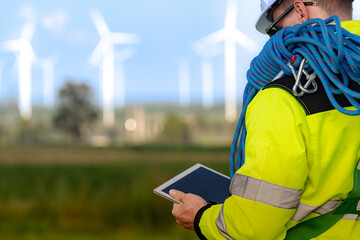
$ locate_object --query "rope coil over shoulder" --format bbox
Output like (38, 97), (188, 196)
(230, 16), (360, 177)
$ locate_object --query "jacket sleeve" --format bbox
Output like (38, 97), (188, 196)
(196, 88), (310, 240)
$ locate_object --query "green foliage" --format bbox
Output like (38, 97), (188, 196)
(53, 81), (98, 140)
(0, 146), (229, 239)
(160, 113), (190, 145)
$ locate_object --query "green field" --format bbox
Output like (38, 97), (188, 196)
(0, 145), (230, 240)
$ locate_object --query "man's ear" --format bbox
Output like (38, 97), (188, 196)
(294, 1), (309, 23)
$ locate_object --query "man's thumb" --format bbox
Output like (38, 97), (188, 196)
(169, 189), (185, 202)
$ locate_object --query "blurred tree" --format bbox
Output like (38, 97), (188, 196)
(160, 113), (190, 145)
(53, 81), (98, 140)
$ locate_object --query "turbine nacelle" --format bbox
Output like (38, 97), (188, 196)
(89, 9), (139, 66)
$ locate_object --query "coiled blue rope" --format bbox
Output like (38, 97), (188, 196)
(230, 16), (360, 178)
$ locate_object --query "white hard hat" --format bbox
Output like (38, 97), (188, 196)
(256, 0), (281, 34)
(256, 0), (355, 34)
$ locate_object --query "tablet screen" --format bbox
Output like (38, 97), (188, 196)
(155, 164), (230, 204)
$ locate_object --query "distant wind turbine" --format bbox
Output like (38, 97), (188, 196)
(0, 61), (3, 96)
(179, 59), (191, 108)
(115, 47), (136, 108)
(89, 9), (139, 128)
(197, 0), (259, 122)
(1, 20), (36, 120)
(193, 42), (223, 109)
(39, 56), (57, 109)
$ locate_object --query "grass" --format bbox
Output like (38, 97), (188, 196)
(0, 228), (199, 240)
(0, 145), (230, 239)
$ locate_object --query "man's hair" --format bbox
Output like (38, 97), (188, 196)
(280, 0), (353, 18)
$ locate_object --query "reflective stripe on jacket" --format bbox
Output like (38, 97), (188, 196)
(196, 20), (360, 240)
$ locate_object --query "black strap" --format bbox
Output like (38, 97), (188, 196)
(263, 74), (360, 115)
(194, 203), (215, 240)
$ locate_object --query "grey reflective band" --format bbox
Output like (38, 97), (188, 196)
(291, 203), (316, 222)
(343, 214), (360, 221)
(230, 174), (302, 209)
(291, 200), (343, 222)
(315, 200), (343, 215)
(357, 161), (360, 170)
(215, 206), (234, 240)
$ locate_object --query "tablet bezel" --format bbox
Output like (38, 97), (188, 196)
(153, 163), (230, 204)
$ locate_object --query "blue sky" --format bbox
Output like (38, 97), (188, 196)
(0, 0), (359, 107)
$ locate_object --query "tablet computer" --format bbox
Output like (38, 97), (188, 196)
(153, 163), (230, 204)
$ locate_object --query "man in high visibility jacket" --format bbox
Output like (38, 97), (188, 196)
(170, 0), (360, 239)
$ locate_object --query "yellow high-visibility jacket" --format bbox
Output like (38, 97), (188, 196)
(195, 20), (360, 240)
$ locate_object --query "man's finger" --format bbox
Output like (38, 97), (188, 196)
(169, 189), (185, 202)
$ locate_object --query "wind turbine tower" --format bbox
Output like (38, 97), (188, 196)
(179, 59), (191, 108)
(89, 9), (139, 128)
(1, 20), (36, 121)
(197, 0), (259, 122)
(0, 61), (3, 96)
(193, 42), (223, 109)
(115, 47), (136, 108)
(39, 56), (57, 109)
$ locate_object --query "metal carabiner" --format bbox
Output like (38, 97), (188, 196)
(300, 70), (318, 95)
(288, 58), (318, 97)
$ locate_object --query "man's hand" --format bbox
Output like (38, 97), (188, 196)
(170, 189), (207, 230)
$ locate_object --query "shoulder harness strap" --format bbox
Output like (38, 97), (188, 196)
(262, 74), (360, 116)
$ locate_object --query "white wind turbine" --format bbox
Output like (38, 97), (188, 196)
(39, 56), (57, 109)
(89, 9), (139, 128)
(193, 42), (223, 110)
(115, 47), (136, 108)
(0, 61), (3, 96)
(197, 0), (259, 122)
(1, 20), (36, 121)
(179, 59), (191, 108)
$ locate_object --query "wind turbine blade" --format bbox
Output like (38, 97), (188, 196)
(90, 9), (111, 37)
(193, 41), (223, 58)
(89, 42), (104, 65)
(110, 32), (139, 44)
(29, 47), (37, 64)
(192, 41), (206, 56)
(21, 20), (36, 40)
(1, 40), (21, 52)
(225, 0), (238, 29)
(232, 30), (260, 53)
(200, 29), (226, 46)
(116, 47), (136, 62)
(206, 44), (223, 57)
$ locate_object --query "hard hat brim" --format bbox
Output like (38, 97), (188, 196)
(256, 0), (278, 34)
